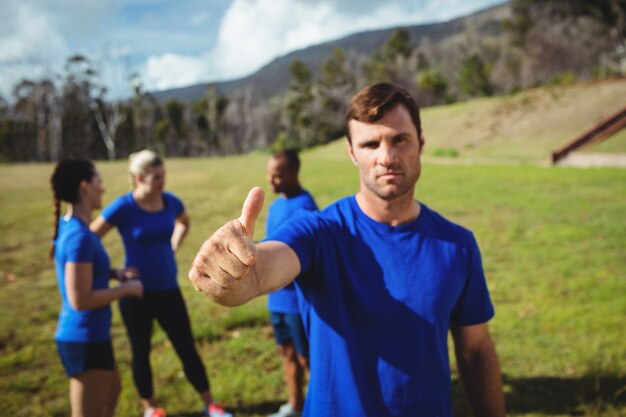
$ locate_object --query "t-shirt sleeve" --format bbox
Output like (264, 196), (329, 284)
(100, 195), (125, 226)
(65, 229), (95, 263)
(450, 233), (495, 326)
(265, 211), (320, 273)
(293, 198), (318, 218)
(303, 194), (318, 211)
(167, 192), (185, 217)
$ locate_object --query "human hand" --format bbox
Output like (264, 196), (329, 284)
(121, 279), (143, 298)
(116, 266), (140, 282)
(189, 187), (265, 305)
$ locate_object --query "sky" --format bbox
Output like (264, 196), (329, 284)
(0, 0), (505, 100)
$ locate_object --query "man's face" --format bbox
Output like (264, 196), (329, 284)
(348, 104), (423, 201)
(266, 157), (295, 194)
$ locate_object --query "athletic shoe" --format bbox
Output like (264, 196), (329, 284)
(204, 402), (233, 417)
(268, 402), (300, 417)
(143, 407), (166, 417)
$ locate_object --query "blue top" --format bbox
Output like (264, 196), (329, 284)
(54, 216), (112, 342)
(267, 196), (494, 417)
(101, 192), (184, 291)
(265, 190), (318, 314)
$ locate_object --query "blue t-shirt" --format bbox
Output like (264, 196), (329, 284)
(54, 216), (112, 342)
(266, 190), (318, 314)
(267, 196), (494, 417)
(101, 192), (184, 291)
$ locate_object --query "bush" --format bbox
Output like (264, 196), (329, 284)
(432, 148), (460, 157)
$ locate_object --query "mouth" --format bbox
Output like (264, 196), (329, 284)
(377, 171), (403, 179)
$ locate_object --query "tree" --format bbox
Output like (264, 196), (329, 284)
(283, 59), (315, 149)
(203, 83), (228, 154)
(417, 68), (449, 105)
(384, 28), (414, 61)
(62, 54), (125, 160)
(459, 54), (493, 98)
(90, 98), (125, 160)
(317, 48), (356, 141)
(129, 73), (160, 153)
(505, 0), (626, 46)
(12, 79), (59, 161)
(362, 28), (417, 92)
(503, 0), (625, 83)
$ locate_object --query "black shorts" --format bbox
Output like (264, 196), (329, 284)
(56, 339), (115, 377)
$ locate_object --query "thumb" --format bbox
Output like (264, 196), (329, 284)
(238, 186), (265, 239)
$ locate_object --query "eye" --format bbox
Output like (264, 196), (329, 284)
(361, 141), (379, 149)
(393, 135), (407, 144)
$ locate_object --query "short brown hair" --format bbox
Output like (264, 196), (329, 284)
(345, 83), (422, 143)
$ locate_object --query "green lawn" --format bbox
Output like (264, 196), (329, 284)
(0, 147), (625, 416)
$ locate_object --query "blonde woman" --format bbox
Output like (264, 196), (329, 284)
(91, 150), (231, 417)
(51, 159), (143, 417)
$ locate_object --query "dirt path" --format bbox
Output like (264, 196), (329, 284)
(559, 152), (626, 168)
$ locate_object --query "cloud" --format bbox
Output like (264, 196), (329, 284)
(143, 53), (213, 91)
(0, 2), (68, 98)
(210, 0), (505, 80)
(0, 0), (505, 97)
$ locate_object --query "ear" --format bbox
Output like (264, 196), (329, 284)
(419, 132), (426, 154)
(347, 141), (357, 165)
(77, 179), (91, 198)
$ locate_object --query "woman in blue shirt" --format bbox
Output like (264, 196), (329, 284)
(91, 150), (231, 417)
(51, 159), (144, 417)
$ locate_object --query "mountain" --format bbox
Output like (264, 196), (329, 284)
(152, 2), (509, 102)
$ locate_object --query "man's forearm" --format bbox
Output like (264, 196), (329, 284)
(456, 337), (506, 417)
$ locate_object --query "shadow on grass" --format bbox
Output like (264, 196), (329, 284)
(167, 400), (284, 417)
(168, 413), (204, 417)
(229, 400), (285, 415)
(452, 373), (626, 415)
(170, 374), (625, 416)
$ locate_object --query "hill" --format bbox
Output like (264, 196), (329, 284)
(152, 3), (509, 103)
(310, 78), (626, 164)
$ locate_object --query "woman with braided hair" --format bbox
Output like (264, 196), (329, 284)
(51, 159), (143, 417)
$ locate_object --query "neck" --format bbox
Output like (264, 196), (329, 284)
(282, 184), (303, 198)
(66, 201), (92, 225)
(133, 187), (160, 202)
(355, 189), (420, 226)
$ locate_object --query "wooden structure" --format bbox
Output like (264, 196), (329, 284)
(551, 104), (626, 164)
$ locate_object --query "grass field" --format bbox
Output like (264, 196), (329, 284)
(1, 79), (626, 416)
(1, 146), (625, 417)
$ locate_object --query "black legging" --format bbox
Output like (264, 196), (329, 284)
(119, 288), (209, 399)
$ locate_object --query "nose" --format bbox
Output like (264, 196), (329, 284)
(378, 142), (398, 166)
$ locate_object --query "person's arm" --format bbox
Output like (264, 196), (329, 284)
(450, 323), (506, 417)
(66, 262), (143, 311)
(172, 211), (190, 252)
(110, 266), (140, 282)
(90, 215), (114, 238)
(189, 187), (301, 306)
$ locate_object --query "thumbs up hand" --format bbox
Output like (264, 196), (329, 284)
(237, 186), (265, 239)
(189, 187), (266, 306)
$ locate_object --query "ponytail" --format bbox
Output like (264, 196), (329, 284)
(50, 198), (61, 260)
(49, 159), (95, 261)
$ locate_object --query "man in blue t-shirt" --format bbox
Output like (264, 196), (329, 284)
(265, 149), (318, 417)
(190, 83), (506, 417)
